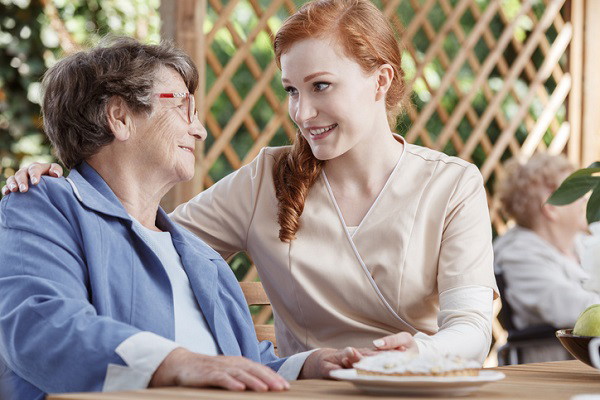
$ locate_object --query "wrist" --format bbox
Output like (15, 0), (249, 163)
(149, 347), (189, 387)
(298, 350), (318, 379)
(299, 348), (332, 379)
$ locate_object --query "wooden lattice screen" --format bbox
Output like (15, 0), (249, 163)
(160, 0), (599, 365)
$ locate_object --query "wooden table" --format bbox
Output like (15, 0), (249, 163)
(48, 360), (600, 400)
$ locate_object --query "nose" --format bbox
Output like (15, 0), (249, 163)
(189, 115), (207, 141)
(293, 95), (317, 125)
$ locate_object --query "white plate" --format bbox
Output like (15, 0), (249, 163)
(329, 369), (505, 397)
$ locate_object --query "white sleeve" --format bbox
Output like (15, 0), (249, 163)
(413, 286), (493, 364)
(102, 332), (180, 392)
(276, 349), (318, 380)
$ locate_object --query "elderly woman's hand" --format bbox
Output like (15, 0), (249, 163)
(150, 348), (290, 392)
(372, 332), (418, 353)
(1, 162), (63, 195)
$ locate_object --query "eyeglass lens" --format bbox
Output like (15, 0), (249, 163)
(188, 94), (197, 124)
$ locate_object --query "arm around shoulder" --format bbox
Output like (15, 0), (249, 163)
(170, 148), (279, 259)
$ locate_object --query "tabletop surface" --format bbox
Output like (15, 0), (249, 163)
(47, 360), (600, 400)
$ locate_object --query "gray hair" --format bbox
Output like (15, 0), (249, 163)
(496, 153), (574, 229)
(41, 36), (198, 168)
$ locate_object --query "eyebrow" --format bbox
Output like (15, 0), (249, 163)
(281, 71), (333, 84)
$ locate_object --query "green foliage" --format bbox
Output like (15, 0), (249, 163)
(0, 0), (572, 198)
(548, 162), (600, 224)
(0, 0), (159, 197)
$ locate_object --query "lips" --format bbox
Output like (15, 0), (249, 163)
(178, 146), (194, 153)
(307, 123), (337, 140)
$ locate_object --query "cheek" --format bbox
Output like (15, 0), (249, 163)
(288, 100), (298, 122)
(151, 112), (174, 135)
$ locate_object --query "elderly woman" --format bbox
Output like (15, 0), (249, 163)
(0, 38), (361, 400)
(494, 153), (600, 363)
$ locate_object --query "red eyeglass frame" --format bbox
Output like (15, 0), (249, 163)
(156, 92), (197, 123)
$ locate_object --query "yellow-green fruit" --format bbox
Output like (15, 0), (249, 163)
(573, 304), (600, 337)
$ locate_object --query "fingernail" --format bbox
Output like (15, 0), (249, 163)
(9, 183), (17, 191)
(373, 339), (385, 347)
(1, 187), (7, 195)
(19, 184), (26, 192)
(31, 177), (38, 184)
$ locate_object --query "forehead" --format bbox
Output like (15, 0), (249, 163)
(153, 66), (188, 93)
(280, 37), (365, 81)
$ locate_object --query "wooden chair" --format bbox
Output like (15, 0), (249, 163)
(239, 281), (277, 352)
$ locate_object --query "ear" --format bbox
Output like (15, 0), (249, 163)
(375, 64), (394, 101)
(106, 96), (134, 142)
(540, 202), (559, 222)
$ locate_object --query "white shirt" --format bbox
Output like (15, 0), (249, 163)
(102, 219), (311, 392)
(140, 227), (219, 355)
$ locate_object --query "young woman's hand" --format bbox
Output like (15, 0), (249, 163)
(372, 332), (418, 353)
(1, 162), (63, 195)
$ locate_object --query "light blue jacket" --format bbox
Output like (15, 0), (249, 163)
(0, 162), (285, 400)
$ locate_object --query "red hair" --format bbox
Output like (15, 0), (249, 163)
(273, 0), (405, 242)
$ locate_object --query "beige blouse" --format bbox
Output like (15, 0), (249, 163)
(172, 140), (499, 356)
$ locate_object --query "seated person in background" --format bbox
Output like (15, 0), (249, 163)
(0, 37), (362, 400)
(494, 153), (600, 363)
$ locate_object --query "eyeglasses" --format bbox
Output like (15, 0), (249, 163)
(156, 92), (198, 124)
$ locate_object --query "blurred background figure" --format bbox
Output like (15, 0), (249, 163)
(494, 153), (600, 363)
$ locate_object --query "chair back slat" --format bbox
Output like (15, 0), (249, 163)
(240, 281), (271, 305)
(239, 281), (277, 351)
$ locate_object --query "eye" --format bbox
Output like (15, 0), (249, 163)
(284, 86), (298, 96)
(313, 82), (330, 91)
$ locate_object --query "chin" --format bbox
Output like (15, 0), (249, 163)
(175, 165), (196, 182)
(309, 145), (342, 161)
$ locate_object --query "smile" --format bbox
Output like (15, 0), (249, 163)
(178, 146), (194, 153)
(308, 123), (337, 140)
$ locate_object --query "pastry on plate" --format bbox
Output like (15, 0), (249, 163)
(353, 351), (481, 377)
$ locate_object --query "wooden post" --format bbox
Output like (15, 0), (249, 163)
(581, 0), (600, 166)
(567, 0), (583, 166)
(159, 0), (207, 212)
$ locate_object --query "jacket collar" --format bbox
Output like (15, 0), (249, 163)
(67, 162), (222, 261)
(67, 162), (132, 221)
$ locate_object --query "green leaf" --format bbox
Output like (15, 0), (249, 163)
(587, 185), (600, 224)
(547, 176), (600, 205)
(587, 161), (600, 169)
(566, 166), (600, 179)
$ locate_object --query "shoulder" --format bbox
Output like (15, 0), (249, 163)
(225, 146), (290, 183)
(1, 177), (78, 228)
(261, 146), (290, 160)
(404, 143), (472, 170)
(404, 143), (481, 182)
(494, 227), (556, 268)
(250, 146), (290, 170)
(402, 143), (483, 202)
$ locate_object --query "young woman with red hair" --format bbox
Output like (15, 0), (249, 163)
(7, 0), (498, 364)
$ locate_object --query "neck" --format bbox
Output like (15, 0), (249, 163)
(87, 153), (174, 231)
(323, 130), (403, 191)
(532, 222), (579, 261)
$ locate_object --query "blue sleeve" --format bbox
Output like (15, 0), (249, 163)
(0, 180), (141, 393)
(259, 341), (286, 371)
